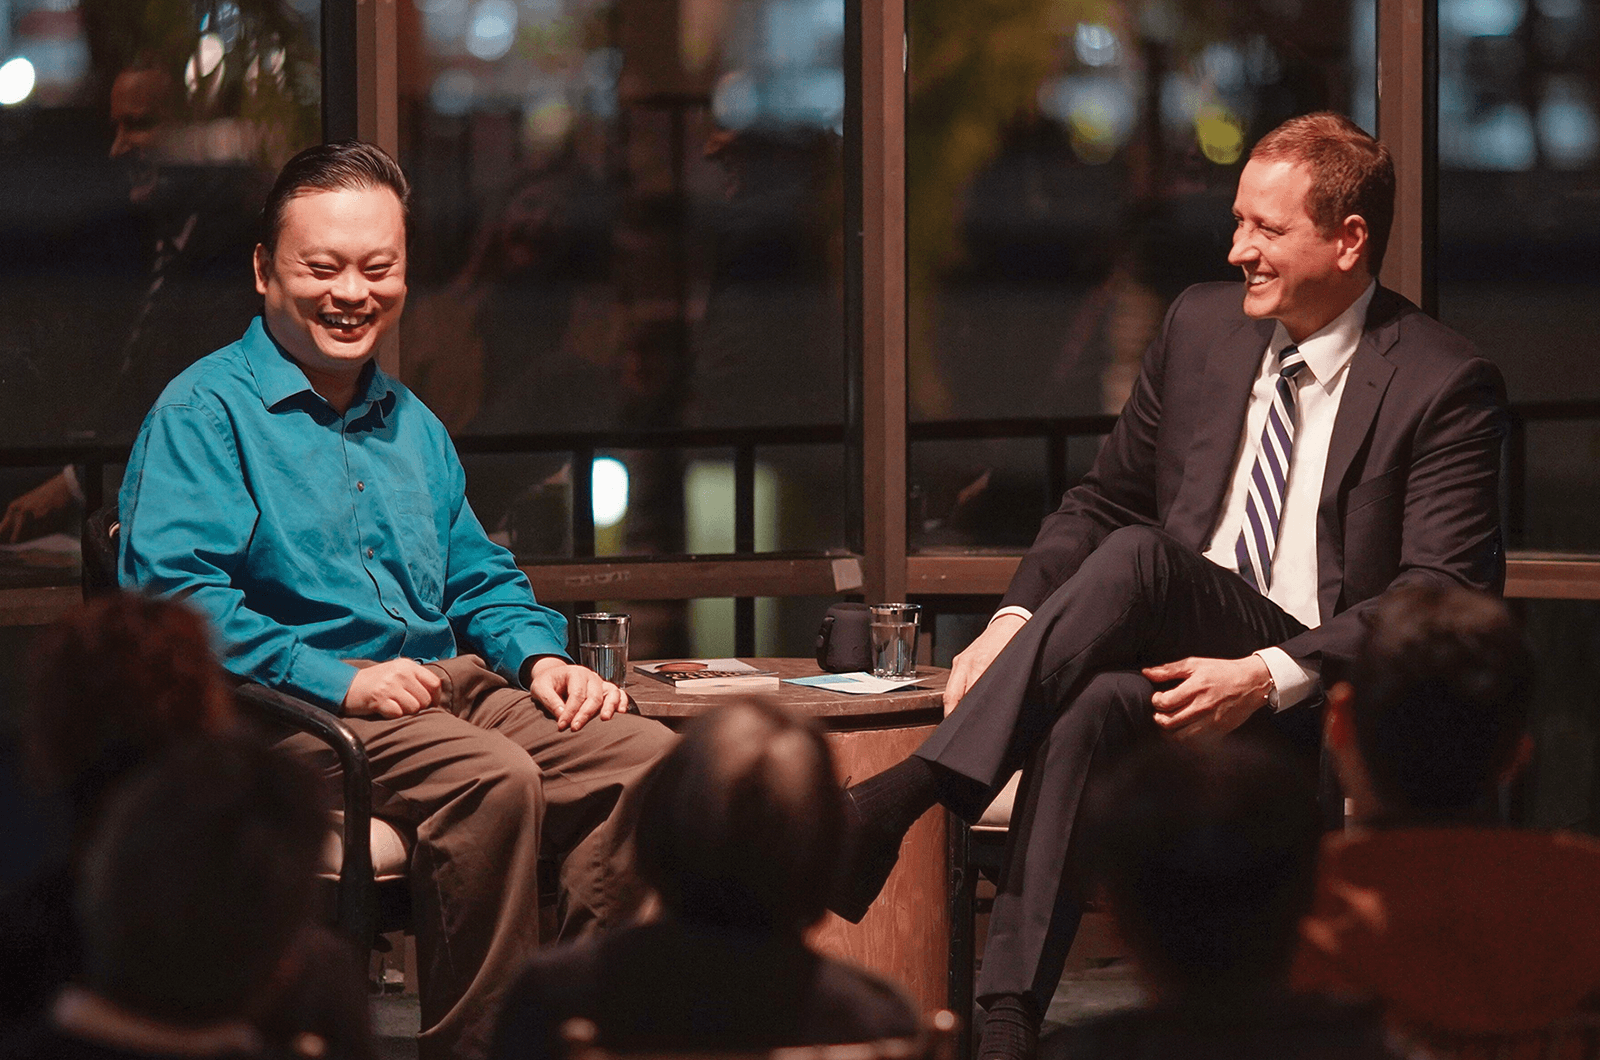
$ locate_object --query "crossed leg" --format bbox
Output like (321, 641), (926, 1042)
(922, 528), (1312, 1012)
(832, 527), (1312, 1046)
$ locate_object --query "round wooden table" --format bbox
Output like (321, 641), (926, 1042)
(627, 658), (950, 1014)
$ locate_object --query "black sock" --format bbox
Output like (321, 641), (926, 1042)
(978, 994), (1040, 1060)
(846, 755), (941, 837)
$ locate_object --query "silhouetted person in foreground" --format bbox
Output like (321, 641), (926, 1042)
(490, 700), (920, 1060)
(0, 594), (238, 1034)
(1058, 739), (1399, 1060)
(1294, 585), (1600, 1044)
(0, 734), (366, 1060)
(0, 594), (372, 1059)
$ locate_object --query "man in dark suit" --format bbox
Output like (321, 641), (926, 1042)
(830, 113), (1507, 1060)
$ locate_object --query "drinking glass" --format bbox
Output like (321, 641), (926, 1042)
(869, 603), (921, 678)
(576, 612), (630, 685)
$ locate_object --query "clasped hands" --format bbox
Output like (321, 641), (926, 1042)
(341, 655), (625, 731)
(943, 613), (1273, 738)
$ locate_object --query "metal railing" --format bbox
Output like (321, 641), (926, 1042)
(7, 398), (1598, 643)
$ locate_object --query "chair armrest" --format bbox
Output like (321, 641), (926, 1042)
(80, 507), (120, 599)
(233, 682), (378, 945)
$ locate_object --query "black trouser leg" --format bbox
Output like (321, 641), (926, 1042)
(917, 526), (1308, 817)
(915, 526), (1311, 1010)
(974, 670), (1158, 1006)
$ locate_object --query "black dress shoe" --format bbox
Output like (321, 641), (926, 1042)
(828, 784), (907, 923)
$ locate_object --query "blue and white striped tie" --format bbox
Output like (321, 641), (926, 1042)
(1235, 345), (1307, 593)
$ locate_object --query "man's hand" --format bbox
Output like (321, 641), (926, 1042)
(526, 656), (624, 732)
(945, 613), (1028, 714)
(343, 659), (443, 718)
(0, 472), (76, 543)
(1144, 655), (1273, 739)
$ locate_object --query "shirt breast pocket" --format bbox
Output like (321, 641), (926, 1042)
(389, 488), (444, 609)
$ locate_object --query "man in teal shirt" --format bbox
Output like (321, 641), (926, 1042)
(118, 141), (674, 1060)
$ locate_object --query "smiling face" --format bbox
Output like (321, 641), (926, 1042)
(253, 185), (407, 395)
(109, 68), (178, 205)
(1228, 156), (1369, 342)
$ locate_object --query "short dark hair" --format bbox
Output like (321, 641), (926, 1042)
(1251, 112), (1396, 274)
(26, 592), (235, 832)
(259, 139), (411, 256)
(634, 700), (842, 931)
(1086, 739), (1322, 999)
(1345, 585), (1534, 818)
(76, 734), (326, 1025)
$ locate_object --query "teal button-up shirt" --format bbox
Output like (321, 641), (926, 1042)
(119, 316), (569, 711)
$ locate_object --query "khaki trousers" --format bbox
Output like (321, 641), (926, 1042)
(275, 655), (675, 1060)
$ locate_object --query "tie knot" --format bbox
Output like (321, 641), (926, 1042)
(1278, 345), (1307, 380)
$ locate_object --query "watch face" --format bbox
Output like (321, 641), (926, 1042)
(656, 661), (708, 673)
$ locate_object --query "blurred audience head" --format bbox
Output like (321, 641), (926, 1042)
(1086, 739), (1322, 1004)
(76, 734), (325, 1027)
(1330, 584), (1534, 823)
(1251, 111), (1395, 273)
(634, 699), (843, 932)
(26, 591), (235, 834)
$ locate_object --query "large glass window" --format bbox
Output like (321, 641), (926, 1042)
(0, 0), (322, 537)
(398, 0), (848, 656)
(0, 0), (321, 882)
(1435, 0), (1600, 552)
(906, 0), (1375, 551)
(1434, 0), (1600, 833)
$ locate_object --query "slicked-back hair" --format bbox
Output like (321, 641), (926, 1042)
(1345, 585), (1534, 819)
(1251, 112), (1395, 274)
(634, 700), (843, 932)
(77, 734), (325, 1025)
(259, 139), (411, 257)
(1086, 739), (1323, 999)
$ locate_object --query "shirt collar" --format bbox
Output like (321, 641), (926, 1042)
(241, 315), (395, 419)
(1269, 281), (1377, 391)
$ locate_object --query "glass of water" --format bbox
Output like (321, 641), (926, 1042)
(869, 603), (921, 678)
(576, 612), (630, 685)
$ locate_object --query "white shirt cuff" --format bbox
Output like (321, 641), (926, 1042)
(991, 606), (1032, 625)
(1254, 647), (1318, 711)
(61, 464), (83, 503)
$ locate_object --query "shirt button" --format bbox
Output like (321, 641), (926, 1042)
(367, 547), (374, 559)
(357, 482), (365, 492)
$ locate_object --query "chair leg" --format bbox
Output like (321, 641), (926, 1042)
(947, 812), (976, 1060)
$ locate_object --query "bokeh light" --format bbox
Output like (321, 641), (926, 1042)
(0, 56), (36, 106)
(1195, 104), (1245, 164)
(593, 457), (630, 529)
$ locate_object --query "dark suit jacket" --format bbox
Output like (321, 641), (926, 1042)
(1000, 282), (1507, 679)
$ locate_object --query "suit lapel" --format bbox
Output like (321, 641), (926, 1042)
(1165, 315), (1275, 550)
(1315, 290), (1401, 618)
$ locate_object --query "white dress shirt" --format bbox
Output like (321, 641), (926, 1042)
(994, 282), (1377, 711)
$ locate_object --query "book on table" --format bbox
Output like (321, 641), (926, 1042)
(634, 658), (781, 693)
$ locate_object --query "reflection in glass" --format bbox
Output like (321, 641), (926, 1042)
(399, 0), (849, 606)
(907, 0), (1371, 550)
(0, 0), (320, 544)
